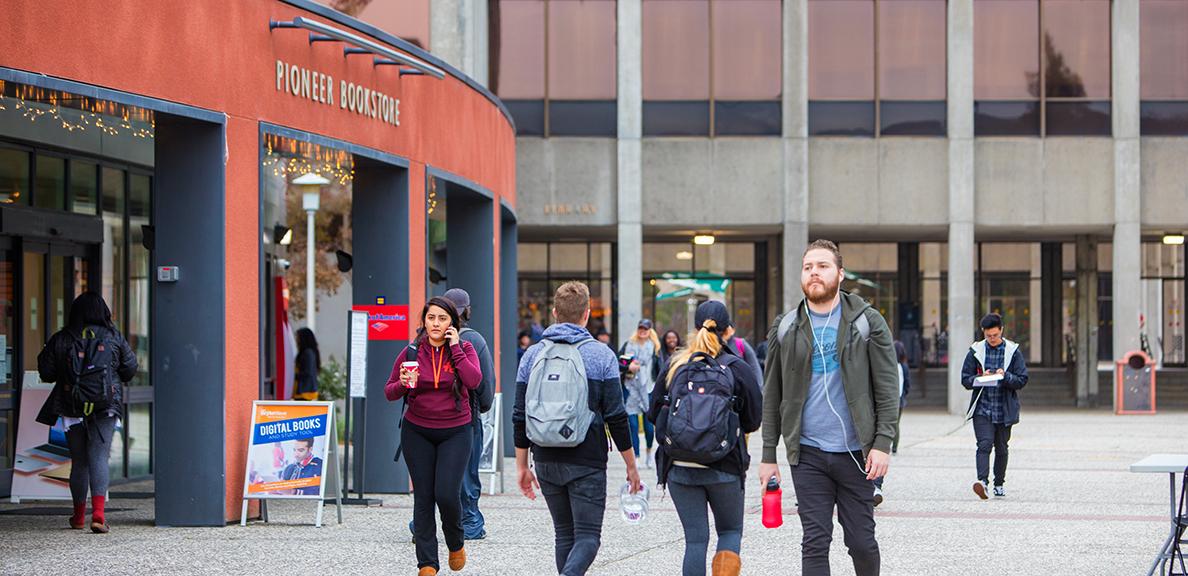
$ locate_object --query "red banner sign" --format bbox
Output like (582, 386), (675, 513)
(352, 305), (409, 340)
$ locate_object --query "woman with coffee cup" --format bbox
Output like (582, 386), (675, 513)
(385, 296), (482, 576)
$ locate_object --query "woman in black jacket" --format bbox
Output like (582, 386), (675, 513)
(647, 301), (762, 576)
(293, 327), (321, 400)
(36, 292), (138, 534)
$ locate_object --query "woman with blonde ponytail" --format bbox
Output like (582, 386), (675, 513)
(647, 301), (763, 576)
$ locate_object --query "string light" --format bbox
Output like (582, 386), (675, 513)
(261, 134), (353, 186)
(0, 80), (154, 139)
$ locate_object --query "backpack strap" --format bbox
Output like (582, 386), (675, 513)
(855, 311), (871, 341)
(778, 309), (799, 342)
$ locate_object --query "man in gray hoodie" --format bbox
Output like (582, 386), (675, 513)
(513, 281), (642, 576)
(759, 239), (900, 576)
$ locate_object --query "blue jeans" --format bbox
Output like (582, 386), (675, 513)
(668, 478), (745, 576)
(791, 444), (880, 576)
(535, 461), (607, 576)
(460, 419), (486, 538)
(627, 413), (654, 456)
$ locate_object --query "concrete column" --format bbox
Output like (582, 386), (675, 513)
(616, 0), (643, 338)
(782, 0), (809, 312)
(430, 0), (486, 82)
(1112, 0), (1142, 372)
(1075, 235), (1100, 406)
(946, 0), (976, 415)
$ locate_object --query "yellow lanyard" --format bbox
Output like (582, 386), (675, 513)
(431, 345), (445, 388)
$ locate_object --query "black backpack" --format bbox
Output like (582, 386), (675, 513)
(659, 352), (740, 464)
(63, 327), (120, 418)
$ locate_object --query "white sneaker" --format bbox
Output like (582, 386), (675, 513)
(873, 487), (883, 507)
(645, 450), (655, 469)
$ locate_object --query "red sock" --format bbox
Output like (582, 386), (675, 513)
(91, 495), (105, 524)
(72, 502), (86, 526)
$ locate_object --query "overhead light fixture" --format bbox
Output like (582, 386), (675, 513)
(694, 235), (715, 246)
(271, 18), (446, 79)
(676, 251), (693, 260)
(1164, 234), (1185, 245)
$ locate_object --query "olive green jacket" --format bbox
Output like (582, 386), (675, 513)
(761, 290), (901, 465)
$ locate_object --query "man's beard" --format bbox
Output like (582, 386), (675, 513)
(803, 276), (840, 306)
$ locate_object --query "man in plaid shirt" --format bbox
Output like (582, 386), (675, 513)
(960, 313), (1029, 499)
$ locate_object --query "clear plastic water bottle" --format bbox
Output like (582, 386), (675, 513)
(619, 481), (651, 525)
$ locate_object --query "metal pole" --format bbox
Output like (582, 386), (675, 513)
(306, 209), (316, 333)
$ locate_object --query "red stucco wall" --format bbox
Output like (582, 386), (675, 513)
(3, 0), (515, 522)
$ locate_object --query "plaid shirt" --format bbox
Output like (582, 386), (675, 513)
(974, 341), (1007, 423)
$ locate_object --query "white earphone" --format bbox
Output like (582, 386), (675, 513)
(806, 289), (868, 476)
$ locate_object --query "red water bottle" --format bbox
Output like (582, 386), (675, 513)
(762, 478), (783, 528)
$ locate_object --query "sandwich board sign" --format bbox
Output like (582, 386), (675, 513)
(240, 401), (342, 527)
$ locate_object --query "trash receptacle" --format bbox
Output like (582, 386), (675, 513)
(1115, 350), (1155, 415)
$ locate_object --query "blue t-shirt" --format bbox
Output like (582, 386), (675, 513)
(800, 306), (862, 453)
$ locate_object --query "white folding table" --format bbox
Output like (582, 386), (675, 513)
(1130, 454), (1188, 576)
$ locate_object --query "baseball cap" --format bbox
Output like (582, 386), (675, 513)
(637, 319), (653, 330)
(443, 288), (470, 309)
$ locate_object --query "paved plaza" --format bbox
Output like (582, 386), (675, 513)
(2, 407), (1186, 575)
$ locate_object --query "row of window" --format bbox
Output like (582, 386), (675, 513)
(491, 0), (1188, 137)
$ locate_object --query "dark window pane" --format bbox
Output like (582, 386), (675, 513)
(130, 173), (150, 219)
(879, 0), (946, 100)
(34, 155), (65, 211)
(974, 0), (1039, 100)
(1044, 0), (1111, 98)
(809, 0), (874, 99)
(549, 0), (617, 100)
(808, 101), (875, 136)
(713, 0), (782, 100)
(1045, 101), (1111, 136)
(491, 0), (545, 99)
(1141, 101), (1188, 136)
(714, 101), (781, 136)
(0, 147), (30, 205)
(879, 101), (946, 136)
(102, 167), (125, 215)
(643, 101), (711, 136)
(974, 101), (1041, 136)
(70, 160), (98, 215)
(504, 100), (545, 136)
(1141, 0), (1188, 99)
(643, 0), (710, 100)
(549, 101), (617, 137)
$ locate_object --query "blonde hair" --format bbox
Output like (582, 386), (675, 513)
(665, 319), (724, 386)
(629, 326), (662, 353)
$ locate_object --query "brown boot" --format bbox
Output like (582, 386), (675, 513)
(448, 547), (466, 571)
(712, 550), (741, 576)
(417, 567), (437, 576)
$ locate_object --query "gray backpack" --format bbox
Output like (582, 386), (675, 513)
(526, 339), (595, 447)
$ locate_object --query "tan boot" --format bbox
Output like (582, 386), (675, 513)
(448, 547), (466, 571)
(417, 567), (437, 576)
(712, 550), (741, 576)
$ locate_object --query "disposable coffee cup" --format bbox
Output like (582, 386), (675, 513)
(401, 361), (419, 388)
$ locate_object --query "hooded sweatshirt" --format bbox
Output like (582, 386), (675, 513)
(513, 323), (634, 469)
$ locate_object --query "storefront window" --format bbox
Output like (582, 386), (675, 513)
(518, 242), (615, 340)
(1142, 242), (1186, 365)
(128, 173), (151, 387)
(34, 155), (65, 210)
(102, 167), (125, 332)
(70, 160), (98, 215)
(921, 242), (949, 366)
(0, 147), (29, 205)
(644, 242), (760, 341)
(1140, 0), (1188, 135)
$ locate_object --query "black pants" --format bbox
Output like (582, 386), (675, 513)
(402, 419), (472, 571)
(791, 444), (880, 576)
(972, 414), (1011, 486)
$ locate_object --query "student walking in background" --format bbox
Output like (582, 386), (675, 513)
(620, 320), (660, 468)
(648, 301), (762, 576)
(293, 327), (320, 401)
(36, 292), (138, 534)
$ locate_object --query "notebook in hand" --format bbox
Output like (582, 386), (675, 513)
(974, 373), (1004, 387)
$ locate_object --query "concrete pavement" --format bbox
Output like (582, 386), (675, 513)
(2, 408), (1186, 575)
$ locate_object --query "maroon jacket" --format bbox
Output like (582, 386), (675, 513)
(385, 339), (481, 429)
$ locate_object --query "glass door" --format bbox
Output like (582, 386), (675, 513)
(0, 244), (13, 474)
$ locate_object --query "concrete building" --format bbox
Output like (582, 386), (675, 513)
(460, 0), (1186, 412)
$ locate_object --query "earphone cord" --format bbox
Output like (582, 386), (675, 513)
(808, 290), (869, 477)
